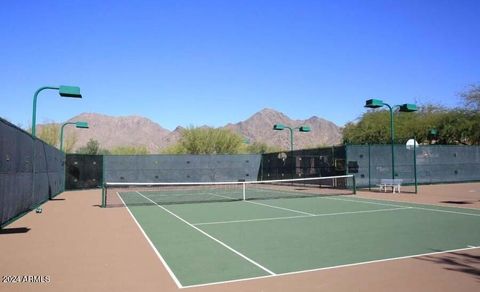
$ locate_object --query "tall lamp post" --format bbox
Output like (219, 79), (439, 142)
(364, 99), (417, 180)
(32, 85), (82, 137)
(273, 124), (311, 152)
(60, 121), (89, 152)
(273, 123), (311, 178)
(31, 85), (82, 201)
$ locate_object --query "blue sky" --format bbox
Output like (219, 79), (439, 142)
(1, 0), (479, 130)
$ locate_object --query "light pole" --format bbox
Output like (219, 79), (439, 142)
(31, 85), (82, 200)
(273, 123), (311, 178)
(364, 99), (417, 180)
(60, 121), (89, 152)
(32, 85), (82, 137)
(273, 124), (311, 152)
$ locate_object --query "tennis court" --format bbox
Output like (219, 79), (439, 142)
(110, 177), (480, 288)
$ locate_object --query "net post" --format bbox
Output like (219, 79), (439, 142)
(101, 154), (106, 207)
(242, 182), (246, 200)
(413, 137), (418, 194)
(101, 183), (106, 208)
(352, 175), (357, 195)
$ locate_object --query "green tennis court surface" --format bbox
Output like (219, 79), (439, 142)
(118, 191), (480, 288)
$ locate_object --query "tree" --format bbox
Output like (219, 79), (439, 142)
(110, 145), (149, 155)
(241, 142), (281, 154)
(64, 131), (78, 153)
(37, 123), (60, 147)
(342, 102), (480, 145)
(164, 126), (244, 154)
(460, 84), (480, 111)
(161, 143), (187, 154)
(76, 139), (100, 155)
(342, 110), (391, 144)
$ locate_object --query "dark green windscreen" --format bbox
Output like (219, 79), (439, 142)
(0, 117), (64, 227)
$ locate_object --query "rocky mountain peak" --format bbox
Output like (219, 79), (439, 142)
(53, 109), (342, 153)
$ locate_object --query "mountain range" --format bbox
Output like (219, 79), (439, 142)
(59, 108), (342, 153)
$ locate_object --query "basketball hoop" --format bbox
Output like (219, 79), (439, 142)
(406, 139), (419, 150)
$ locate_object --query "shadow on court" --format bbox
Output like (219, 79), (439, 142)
(440, 200), (475, 205)
(417, 250), (480, 280)
(0, 227), (30, 235)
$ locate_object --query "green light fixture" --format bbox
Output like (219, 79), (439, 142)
(364, 98), (418, 180)
(60, 121), (89, 152)
(31, 85), (82, 137)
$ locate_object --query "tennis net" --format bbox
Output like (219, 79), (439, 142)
(102, 174), (356, 207)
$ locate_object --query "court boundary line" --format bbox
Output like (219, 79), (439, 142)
(411, 206), (480, 217)
(324, 196), (480, 217)
(180, 245), (480, 289)
(193, 206), (412, 226)
(134, 191), (276, 276)
(245, 200), (316, 216)
(116, 192), (184, 288)
(323, 196), (410, 208)
(117, 191), (480, 288)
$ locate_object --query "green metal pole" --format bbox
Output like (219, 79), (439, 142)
(289, 127), (294, 153)
(352, 174), (357, 195)
(59, 122), (75, 152)
(59, 122), (72, 193)
(288, 127), (294, 179)
(368, 144), (371, 191)
(414, 136), (418, 194)
(386, 104), (395, 180)
(259, 155), (264, 181)
(101, 155), (106, 207)
(62, 151), (66, 193)
(60, 123), (66, 152)
(32, 136), (36, 204)
(31, 86), (59, 137)
(101, 183), (106, 208)
(391, 108), (395, 180)
(32, 86), (59, 205)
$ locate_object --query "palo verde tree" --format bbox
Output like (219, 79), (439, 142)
(460, 84), (480, 111)
(343, 93), (480, 145)
(76, 139), (102, 155)
(162, 126), (245, 154)
(37, 123), (60, 147)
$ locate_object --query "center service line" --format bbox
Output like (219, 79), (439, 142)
(134, 191), (276, 276)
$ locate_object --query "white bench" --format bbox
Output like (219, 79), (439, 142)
(378, 179), (403, 193)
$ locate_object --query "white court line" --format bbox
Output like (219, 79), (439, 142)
(245, 200), (316, 216)
(121, 191), (480, 289)
(193, 207), (412, 226)
(206, 192), (239, 200)
(116, 192), (184, 288)
(411, 206), (480, 217)
(134, 191), (276, 276)
(324, 196), (480, 217)
(194, 214), (312, 226)
(323, 196), (410, 208)
(140, 190), (238, 199)
(181, 245), (480, 289)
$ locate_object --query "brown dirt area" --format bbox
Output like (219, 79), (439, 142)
(1, 183), (479, 292)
